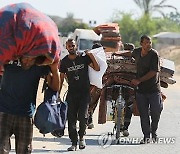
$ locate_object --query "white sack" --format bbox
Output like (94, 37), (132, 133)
(88, 47), (107, 89)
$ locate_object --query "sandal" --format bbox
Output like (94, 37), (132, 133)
(67, 145), (77, 151)
(79, 139), (86, 149)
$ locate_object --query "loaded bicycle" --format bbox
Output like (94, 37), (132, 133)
(105, 83), (135, 140)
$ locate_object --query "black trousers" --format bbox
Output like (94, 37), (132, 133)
(66, 92), (90, 145)
(136, 92), (163, 138)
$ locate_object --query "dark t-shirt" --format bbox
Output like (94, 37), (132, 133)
(59, 55), (92, 94)
(0, 60), (50, 117)
(132, 47), (161, 93)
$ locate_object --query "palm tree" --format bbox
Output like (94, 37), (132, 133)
(133, 0), (177, 17)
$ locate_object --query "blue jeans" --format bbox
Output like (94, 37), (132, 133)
(136, 92), (163, 138)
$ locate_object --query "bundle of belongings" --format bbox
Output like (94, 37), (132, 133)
(93, 23), (123, 52)
(105, 55), (176, 87)
(0, 2), (60, 65)
(91, 23), (176, 124)
(88, 46), (108, 89)
(93, 23), (176, 87)
(96, 55), (176, 123)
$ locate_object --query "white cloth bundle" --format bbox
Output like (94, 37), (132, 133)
(88, 47), (107, 89)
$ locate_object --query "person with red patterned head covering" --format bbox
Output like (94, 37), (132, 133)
(0, 3), (60, 67)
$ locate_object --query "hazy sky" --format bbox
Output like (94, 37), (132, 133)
(0, 0), (179, 25)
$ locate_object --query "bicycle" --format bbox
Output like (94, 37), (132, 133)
(106, 84), (135, 141)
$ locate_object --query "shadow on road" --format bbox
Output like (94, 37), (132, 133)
(32, 136), (99, 145)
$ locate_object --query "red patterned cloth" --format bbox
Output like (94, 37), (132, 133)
(0, 65), (3, 76)
(0, 3), (60, 65)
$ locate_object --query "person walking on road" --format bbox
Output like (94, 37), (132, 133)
(59, 39), (100, 151)
(113, 35), (163, 143)
(0, 56), (59, 154)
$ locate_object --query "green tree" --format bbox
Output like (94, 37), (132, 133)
(113, 12), (139, 45)
(154, 17), (180, 32)
(136, 15), (157, 35)
(133, 0), (177, 17)
(58, 13), (89, 36)
(112, 12), (180, 46)
(166, 11), (180, 25)
(113, 13), (157, 46)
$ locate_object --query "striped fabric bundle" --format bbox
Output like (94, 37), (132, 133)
(0, 3), (60, 65)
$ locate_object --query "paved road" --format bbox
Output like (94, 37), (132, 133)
(10, 75), (180, 154)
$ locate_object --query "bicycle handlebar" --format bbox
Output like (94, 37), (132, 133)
(106, 84), (134, 91)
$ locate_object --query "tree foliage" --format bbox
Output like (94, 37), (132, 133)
(112, 12), (180, 46)
(133, 0), (177, 17)
(113, 12), (139, 45)
(166, 11), (180, 25)
(57, 13), (89, 36)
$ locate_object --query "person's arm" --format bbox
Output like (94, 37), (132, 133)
(59, 73), (65, 95)
(46, 61), (60, 91)
(85, 51), (100, 71)
(131, 71), (157, 86)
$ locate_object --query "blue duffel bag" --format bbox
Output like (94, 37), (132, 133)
(34, 84), (67, 136)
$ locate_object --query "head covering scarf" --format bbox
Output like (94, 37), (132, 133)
(0, 2), (60, 65)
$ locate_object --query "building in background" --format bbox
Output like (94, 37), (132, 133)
(153, 32), (180, 50)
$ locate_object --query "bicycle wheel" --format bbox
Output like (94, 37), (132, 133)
(115, 103), (124, 139)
